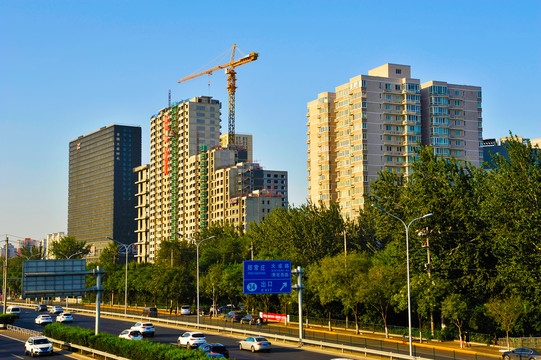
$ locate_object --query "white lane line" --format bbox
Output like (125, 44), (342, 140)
(9, 354), (24, 359)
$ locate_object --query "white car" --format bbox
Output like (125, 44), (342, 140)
(239, 336), (271, 353)
(56, 312), (73, 323)
(25, 336), (54, 357)
(118, 329), (143, 340)
(35, 314), (53, 325)
(49, 306), (63, 314)
(180, 305), (191, 315)
(6, 306), (21, 318)
(130, 322), (155, 337)
(177, 332), (206, 349)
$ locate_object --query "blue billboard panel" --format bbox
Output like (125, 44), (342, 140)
(243, 260), (291, 294)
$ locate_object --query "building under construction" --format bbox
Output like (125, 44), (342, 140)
(136, 96), (287, 263)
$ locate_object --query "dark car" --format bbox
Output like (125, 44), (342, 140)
(240, 314), (263, 325)
(502, 347), (541, 360)
(142, 307), (158, 317)
(198, 343), (229, 358)
(224, 311), (246, 322)
(35, 304), (47, 312)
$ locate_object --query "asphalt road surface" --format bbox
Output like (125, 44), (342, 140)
(12, 307), (358, 360)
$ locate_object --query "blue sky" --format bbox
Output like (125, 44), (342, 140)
(1, 1), (540, 240)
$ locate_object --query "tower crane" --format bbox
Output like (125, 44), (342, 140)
(178, 44), (258, 146)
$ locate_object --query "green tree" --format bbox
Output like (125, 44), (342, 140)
(485, 296), (525, 349)
(441, 293), (470, 348)
(49, 236), (90, 259)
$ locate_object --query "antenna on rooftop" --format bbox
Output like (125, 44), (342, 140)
(168, 90), (171, 107)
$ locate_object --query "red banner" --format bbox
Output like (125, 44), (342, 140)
(259, 312), (289, 322)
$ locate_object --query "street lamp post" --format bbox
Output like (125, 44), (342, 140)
(372, 204), (432, 357)
(175, 233), (215, 325)
(107, 237), (138, 315)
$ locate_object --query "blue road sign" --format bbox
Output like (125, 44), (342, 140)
(243, 260), (291, 294)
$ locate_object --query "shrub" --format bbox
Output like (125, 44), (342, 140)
(0, 314), (17, 325)
(43, 323), (208, 360)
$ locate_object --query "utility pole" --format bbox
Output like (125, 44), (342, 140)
(2, 236), (8, 314)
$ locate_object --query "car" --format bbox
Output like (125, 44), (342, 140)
(56, 312), (73, 323)
(196, 306), (207, 316)
(25, 336), (54, 357)
(35, 304), (47, 312)
(239, 336), (271, 353)
(180, 305), (191, 315)
(218, 305), (233, 314)
(142, 307), (158, 317)
(207, 354), (226, 359)
(198, 343), (230, 358)
(177, 331), (207, 349)
(240, 314), (263, 325)
(49, 306), (63, 314)
(130, 322), (155, 337)
(35, 314), (53, 325)
(6, 306), (21, 318)
(502, 347), (541, 360)
(118, 329), (143, 340)
(223, 311), (246, 322)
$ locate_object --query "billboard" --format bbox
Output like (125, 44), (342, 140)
(22, 259), (87, 299)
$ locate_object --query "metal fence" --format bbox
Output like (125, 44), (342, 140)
(499, 337), (541, 350)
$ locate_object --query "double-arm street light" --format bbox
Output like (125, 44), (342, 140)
(107, 237), (139, 315)
(51, 249), (86, 259)
(174, 232), (215, 325)
(372, 204), (432, 357)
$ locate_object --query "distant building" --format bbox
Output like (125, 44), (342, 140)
(307, 63), (482, 219)
(68, 124), (141, 262)
(41, 232), (65, 260)
(483, 136), (539, 169)
(137, 96), (287, 263)
(220, 133), (253, 162)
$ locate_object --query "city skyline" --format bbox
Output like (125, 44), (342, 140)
(1, 1), (540, 240)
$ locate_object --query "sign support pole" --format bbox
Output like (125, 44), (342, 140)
(292, 266), (304, 345)
(93, 267), (104, 335)
(3, 236), (8, 314)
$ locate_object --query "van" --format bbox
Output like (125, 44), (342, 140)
(6, 306), (21, 318)
(142, 307), (158, 317)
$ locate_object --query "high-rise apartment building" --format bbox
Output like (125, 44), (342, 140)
(307, 63), (482, 219)
(143, 96), (287, 262)
(68, 124), (141, 260)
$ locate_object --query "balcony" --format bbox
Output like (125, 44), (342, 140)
(383, 129), (404, 136)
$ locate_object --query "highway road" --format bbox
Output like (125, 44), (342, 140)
(12, 307), (359, 360)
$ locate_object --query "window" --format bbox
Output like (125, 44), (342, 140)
(396, 69), (402, 74)
(385, 83), (391, 90)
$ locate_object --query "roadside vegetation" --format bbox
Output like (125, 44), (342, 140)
(4, 137), (540, 344)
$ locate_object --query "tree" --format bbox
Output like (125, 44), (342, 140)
(308, 251), (372, 334)
(49, 236), (90, 259)
(441, 293), (470, 348)
(360, 248), (403, 338)
(485, 296), (525, 349)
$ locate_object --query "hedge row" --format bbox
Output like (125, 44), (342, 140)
(0, 314), (17, 325)
(43, 323), (209, 360)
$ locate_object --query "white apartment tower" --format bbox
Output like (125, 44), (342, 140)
(307, 64), (482, 219)
(144, 96), (287, 262)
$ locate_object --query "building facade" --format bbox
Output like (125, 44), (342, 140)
(41, 232), (65, 260)
(68, 124), (141, 259)
(142, 96), (287, 262)
(307, 63), (482, 219)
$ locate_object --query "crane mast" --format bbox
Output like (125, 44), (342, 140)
(178, 44), (258, 146)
